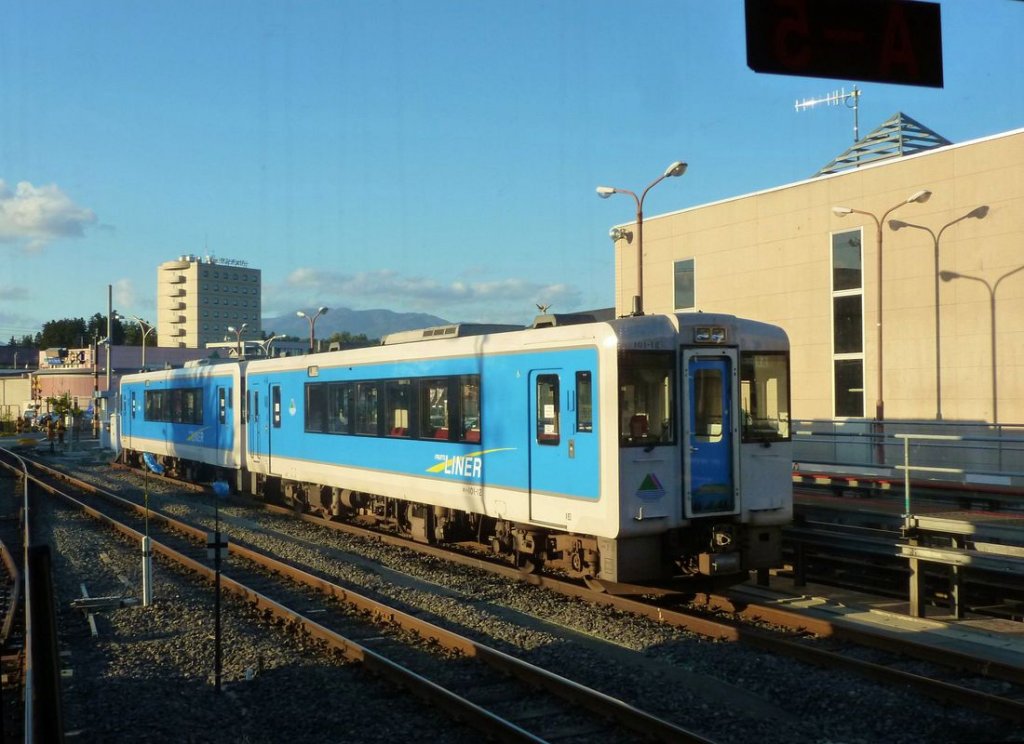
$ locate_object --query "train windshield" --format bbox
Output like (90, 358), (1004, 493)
(739, 352), (790, 442)
(619, 351), (674, 446)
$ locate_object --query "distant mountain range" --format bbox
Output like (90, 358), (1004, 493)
(262, 307), (451, 341)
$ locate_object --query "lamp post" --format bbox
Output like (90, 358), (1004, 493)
(832, 189), (931, 426)
(888, 206), (989, 419)
(597, 161), (687, 316)
(116, 313), (156, 370)
(296, 307), (329, 353)
(227, 323), (248, 359)
(257, 334), (282, 358)
(940, 265), (1024, 424)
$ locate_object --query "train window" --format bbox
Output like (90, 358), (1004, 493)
(328, 383), (353, 434)
(145, 389), (165, 421)
(535, 374), (560, 445)
(458, 375), (482, 443)
(740, 353), (791, 442)
(218, 388), (227, 424)
(271, 386), (281, 428)
(181, 389), (202, 424)
(144, 387), (203, 424)
(576, 371), (593, 433)
(618, 351), (674, 446)
(305, 383), (327, 432)
(692, 370), (724, 442)
(385, 380), (412, 437)
(354, 382), (379, 435)
(419, 378), (450, 440)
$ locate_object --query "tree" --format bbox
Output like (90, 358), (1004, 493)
(38, 318), (88, 348)
(327, 331), (374, 347)
(6, 336), (14, 347)
(86, 313), (126, 345)
(122, 322), (157, 347)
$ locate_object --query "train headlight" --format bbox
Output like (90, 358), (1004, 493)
(694, 326), (727, 344)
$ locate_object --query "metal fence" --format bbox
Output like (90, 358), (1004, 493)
(792, 419), (1024, 487)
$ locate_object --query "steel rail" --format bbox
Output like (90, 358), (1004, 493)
(59, 455), (1024, 724)
(25, 458), (714, 744)
(241, 500), (1024, 722)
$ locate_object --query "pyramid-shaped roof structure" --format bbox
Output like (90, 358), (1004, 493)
(815, 112), (952, 176)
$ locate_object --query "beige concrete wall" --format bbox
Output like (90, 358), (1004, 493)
(622, 129), (1024, 425)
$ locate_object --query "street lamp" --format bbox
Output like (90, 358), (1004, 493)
(598, 160), (687, 316)
(257, 334), (282, 358)
(296, 306), (329, 353)
(227, 323), (248, 359)
(116, 313), (156, 369)
(940, 265), (1024, 424)
(832, 189), (931, 425)
(888, 206), (989, 419)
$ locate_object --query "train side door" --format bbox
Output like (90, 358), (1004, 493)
(215, 385), (228, 461)
(528, 369), (595, 523)
(682, 349), (739, 517)
(267, 383), (282, 474)
(248, 389), (262, 464)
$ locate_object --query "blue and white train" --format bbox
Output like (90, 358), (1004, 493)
(119, 312), (792, 584)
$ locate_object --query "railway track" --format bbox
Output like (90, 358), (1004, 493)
(0, 455), (25, 743)
(18, 453), (713, 744)
(136, 465), (1024, 722)
(19, 449), (1024, 741)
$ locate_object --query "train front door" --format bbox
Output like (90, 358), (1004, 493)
(124, 390), (137, 450)
(682, 349), (739, 517)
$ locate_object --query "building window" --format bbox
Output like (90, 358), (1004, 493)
(831, 229), (864, 417)
(674, 258), (695, 310)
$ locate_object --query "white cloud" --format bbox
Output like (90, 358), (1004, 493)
(0, 179), (97, 251)
(112, 278), (152, 317)
(267, 267), (584, 323)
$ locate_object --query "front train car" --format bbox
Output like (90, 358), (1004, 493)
(603, 312), (791, 583)
(238, 312), (790, 586)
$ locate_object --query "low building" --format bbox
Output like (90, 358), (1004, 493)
(610, 120), (1024, 426)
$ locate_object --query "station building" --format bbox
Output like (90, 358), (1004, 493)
(157, 255), (262, 348)
(609, 117), (1024, 427)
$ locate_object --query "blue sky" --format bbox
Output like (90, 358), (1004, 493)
(1, 1), (1021, 337)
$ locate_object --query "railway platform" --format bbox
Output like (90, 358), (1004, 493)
(744, 574), (1024, 674)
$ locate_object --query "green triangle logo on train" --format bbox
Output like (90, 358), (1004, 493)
(636, 473), (666, 501)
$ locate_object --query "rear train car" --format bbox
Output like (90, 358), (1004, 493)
(119, 359), (245, 479)
(240, 312), (792, 584)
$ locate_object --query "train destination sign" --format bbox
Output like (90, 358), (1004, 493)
(744, 0), (944, 88)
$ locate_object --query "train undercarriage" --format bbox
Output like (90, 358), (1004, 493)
(121, 449), (780, 584)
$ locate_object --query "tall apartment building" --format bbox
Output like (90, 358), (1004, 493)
(156, 255), (262, 348)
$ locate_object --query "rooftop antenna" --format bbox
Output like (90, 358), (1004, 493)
(795, 85), (862, 143)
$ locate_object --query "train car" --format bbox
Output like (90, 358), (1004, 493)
(119, 359), (245, 479)
(241, 312), (792, 584)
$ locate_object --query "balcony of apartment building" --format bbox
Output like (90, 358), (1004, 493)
(168, 275), (186, 284)
(165, 301), (186, 311)
(167, 287), (187, 297)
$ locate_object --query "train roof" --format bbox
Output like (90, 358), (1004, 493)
(380, 322), (523, 345)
